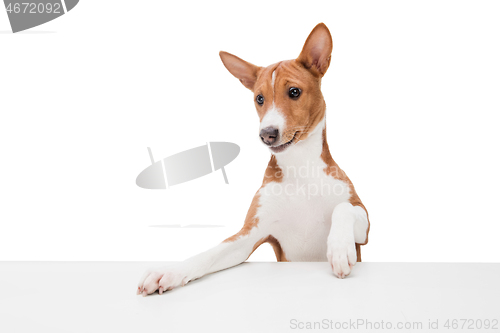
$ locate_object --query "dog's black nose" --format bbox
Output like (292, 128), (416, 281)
(260, 127), (279, 146)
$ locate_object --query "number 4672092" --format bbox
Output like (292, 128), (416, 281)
(6, 2), (61, 14)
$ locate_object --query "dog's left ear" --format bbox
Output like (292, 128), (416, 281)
(219, 51), (261, 91)
(297, 23), (333, 77)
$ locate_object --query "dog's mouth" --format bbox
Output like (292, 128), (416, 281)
(269, 132), (298, 154)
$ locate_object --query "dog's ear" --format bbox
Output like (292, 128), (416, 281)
(297, 23), (333, 77)
(219, 51), (261, 91)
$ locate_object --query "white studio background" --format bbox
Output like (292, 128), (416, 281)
(0, 0), (499, 262)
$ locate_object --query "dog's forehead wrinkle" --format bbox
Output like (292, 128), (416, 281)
(272, 62), (307, 89)
(255, 64), (278, 93)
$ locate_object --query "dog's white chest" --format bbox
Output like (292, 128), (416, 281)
(253, 119), (353, 261)
(256, 162), (351, 261)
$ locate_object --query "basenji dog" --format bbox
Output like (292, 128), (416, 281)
(137, 23), (370, 296)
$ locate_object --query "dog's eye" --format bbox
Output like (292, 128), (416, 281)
(289, 87), (301, 99)
(256, 95), (264, 105)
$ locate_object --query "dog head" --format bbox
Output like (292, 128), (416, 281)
(220, 23), (333, 154)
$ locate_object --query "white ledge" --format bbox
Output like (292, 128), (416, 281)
(1, 262), (499, 332)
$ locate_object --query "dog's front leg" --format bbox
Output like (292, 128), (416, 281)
(137, 230), (262, 296)
(326, 202), (369, 279)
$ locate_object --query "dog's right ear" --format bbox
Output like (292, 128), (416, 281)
(297, 23), (333, 77)
(219, 51), (260, 91)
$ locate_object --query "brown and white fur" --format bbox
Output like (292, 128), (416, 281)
(137, 23), (370, 296)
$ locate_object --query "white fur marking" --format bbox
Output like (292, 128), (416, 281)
(138, 226), (266, 295)
(327, 202), (357, 278)
(260, 105), (285, 134)
(271, 69), (276, 98)
(257, 118), (353, 261)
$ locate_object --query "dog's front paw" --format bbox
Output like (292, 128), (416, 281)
(326, 233), (357, 279)
(137, 263), (193, 296)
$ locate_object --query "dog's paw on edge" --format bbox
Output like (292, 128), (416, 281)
(137, 264), (192, 296)
(326, 236), (357, 279)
